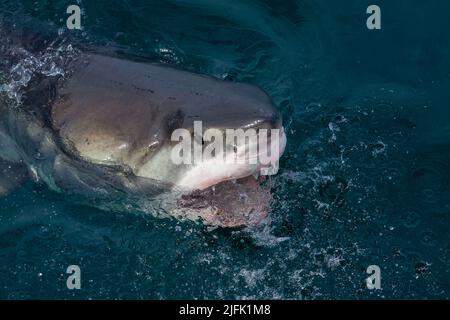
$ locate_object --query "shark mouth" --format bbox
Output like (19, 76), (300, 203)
(173, 128), (286, 227)
(176, 175), (272, 228)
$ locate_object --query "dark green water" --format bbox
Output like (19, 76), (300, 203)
(0, 0), (449, 299)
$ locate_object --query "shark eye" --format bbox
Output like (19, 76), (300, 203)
(166, 109), (185, 134)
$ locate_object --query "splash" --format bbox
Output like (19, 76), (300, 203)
(0, 43), (78, 105)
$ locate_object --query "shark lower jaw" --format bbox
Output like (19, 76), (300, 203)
(177, 175), (271, 228)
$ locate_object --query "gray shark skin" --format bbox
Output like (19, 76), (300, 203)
(0, 22), (286, 227)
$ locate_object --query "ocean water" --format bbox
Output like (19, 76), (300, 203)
(0, 0), (449, 299)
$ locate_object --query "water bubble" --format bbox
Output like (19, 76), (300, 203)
(414, 261), (431, 278)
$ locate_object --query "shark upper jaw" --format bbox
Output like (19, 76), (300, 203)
(175, 127), (287, 192)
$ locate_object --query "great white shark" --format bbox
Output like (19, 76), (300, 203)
(0, 19), (286, 227)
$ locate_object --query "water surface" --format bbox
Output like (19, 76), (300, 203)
(0, 0), (449, 299)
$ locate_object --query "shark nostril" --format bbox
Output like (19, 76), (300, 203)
(268, 112), (282, 129)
